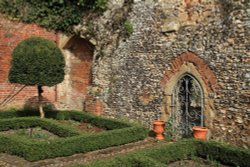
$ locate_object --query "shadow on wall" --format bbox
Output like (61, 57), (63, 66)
(218, 0), (249, 21)
(23, 96), (55, 112)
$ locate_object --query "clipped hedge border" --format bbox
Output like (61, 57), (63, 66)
(79, 154), (166, 167)
(142, 140), (198, 164)
(0, 110), (148, 161)
(77, 140), (250, 167)
(0, 109), (131, 130)
(0, 117), (81, 137)
(196, 140), (250, 167)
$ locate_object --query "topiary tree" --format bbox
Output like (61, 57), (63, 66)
(8, 37), (65, 118)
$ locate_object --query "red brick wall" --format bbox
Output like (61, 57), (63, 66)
(85, 95), (102, 115)
(56, 36), (94, 110)
(0, 16), (58, 109)
(70, 38), (94, 96)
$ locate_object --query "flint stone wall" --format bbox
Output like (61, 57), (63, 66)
(77, 0), (249, 148)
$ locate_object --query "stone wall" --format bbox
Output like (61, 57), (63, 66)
(76, 0), (249, 148)
(0, 0), (249, 148)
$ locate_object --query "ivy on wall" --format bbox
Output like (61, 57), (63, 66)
(0, 0), (108, 33)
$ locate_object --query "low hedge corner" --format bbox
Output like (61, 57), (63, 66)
(0, 110), (148, 161)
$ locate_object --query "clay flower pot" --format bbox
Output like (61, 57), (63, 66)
(192, 126), (208, 140)
(153, 120), (165, 140)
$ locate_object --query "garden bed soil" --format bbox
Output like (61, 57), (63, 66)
(58, 120), (105, 133)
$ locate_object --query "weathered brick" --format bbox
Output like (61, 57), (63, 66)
(0, 17), (57, 109)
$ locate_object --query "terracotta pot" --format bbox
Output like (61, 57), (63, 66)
(192, 126), (208, 140)
(153, 120), (165, 140)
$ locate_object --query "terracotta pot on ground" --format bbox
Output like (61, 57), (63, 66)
(192, 126), (208, 140)
(153, 120), (165, 140)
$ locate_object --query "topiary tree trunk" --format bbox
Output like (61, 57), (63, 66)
(38, 85), (45, 118)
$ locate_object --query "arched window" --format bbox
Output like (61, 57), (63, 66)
(171, 74), (204, 138)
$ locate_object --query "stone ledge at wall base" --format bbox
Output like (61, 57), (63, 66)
(153, 120), (165, 140)
(84, 95), (103, 116)
(192, 126), (209, 140)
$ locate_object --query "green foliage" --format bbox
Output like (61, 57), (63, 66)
(0, 0), (108, 33)
(11, 127), (55, 140)
(164, 117), (174, 141)
(123, 20), (133, 36)
(0, 108), (38, 118)
(8, 37), (65, 87)
(143, 140), (198, 164)
(76, 139), (250, 167)
(196, 140), (250, 167)
(0, 111), (148, 161)
(31, 130), (50, 140)
(79, 154), (166, 167)
(0, 117), (81, 137)
(94, 0), (108, 12)
(0, 109), (132, 130)
(51, 110), (132, 130)
(76, 140), (197, 167)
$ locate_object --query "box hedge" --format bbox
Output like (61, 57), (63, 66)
(80, 154), (166, 167)
(0, 110), (148, 161)
(77, 139), (250, 167)
(196, 140), (250, 167)
(0, 117), (81, 137)
(0, 109), (131, 130)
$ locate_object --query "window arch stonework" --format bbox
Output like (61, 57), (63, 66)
(160, 52), (217, 130)
(161, 52), (217, 92)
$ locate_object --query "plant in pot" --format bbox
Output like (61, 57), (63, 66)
(152, 112), (165, 140)
(192, 126), (208, 140)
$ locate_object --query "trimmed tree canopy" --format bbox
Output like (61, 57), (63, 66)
(9, 37), (65, 86)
